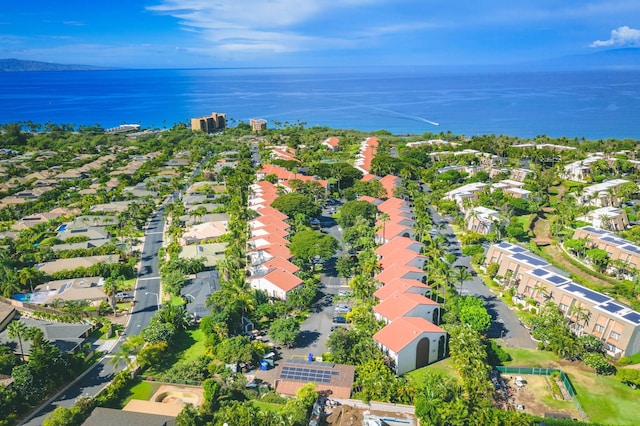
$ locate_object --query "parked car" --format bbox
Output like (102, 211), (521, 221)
(330, 325), (344, 332)
(338, 290), (352, 297)
(332, 316), (347, 324)
(335, 305), (351, 314)
(115, 292), (134, 300)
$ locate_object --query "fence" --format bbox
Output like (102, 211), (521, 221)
(495, 366), (587, 421)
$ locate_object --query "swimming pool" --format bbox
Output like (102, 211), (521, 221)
(11, 293), (33, 302)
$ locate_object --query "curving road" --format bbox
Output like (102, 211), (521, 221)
(20, 205), (166, 426)
(426, 205), (536, 349)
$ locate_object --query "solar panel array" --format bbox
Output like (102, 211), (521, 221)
(58, 282), (72, 294)
(531, 268), (547, 277)
(547, 275), (568, 285)
(564, 283), (610, 304)
(600, 302), (624, 314)
(623, 312), (640, 325)
(622, 244), (640, 254)
(512, 253), (547, 267)
(280, 366), (339, 383)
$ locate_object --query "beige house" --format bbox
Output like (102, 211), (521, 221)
(577, 207), (629, 231)
(561, 155), (605, 182)
(485, 242), (640, 358)
(179, 243), (227, 268)
(576, 179), (635, 207)
(466, 206), (503, 235)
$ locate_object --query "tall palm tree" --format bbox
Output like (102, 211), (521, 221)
(378, 212), (390, 243)
(7, 321), (28, 362)
(452, 266), (473, 295)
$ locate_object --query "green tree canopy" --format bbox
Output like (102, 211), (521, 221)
(289, 229), (339, 263)
(271, 193), (321, 218)
(337, 200), (378, 228)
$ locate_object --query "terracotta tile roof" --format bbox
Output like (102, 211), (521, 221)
(249, 218), (290, 232)
(360, 174), (378, 182)
(250, 224), (289, 239)
(260, 257), (300, 274)
(374, 317), (446, 353)
(255, 206), (289, 222)
(249, 234), (290, 248)
(376, 221), (412, 240)
(374, 278), (430, 300)
(262, 268), (303, 292)
(249, 244), (292, 260)
(375, 264), (425, 285)
(375, 237), (423, 257)
(373, 292), (439, 322)
(323, 137), (340, 148)
(378, 175), (400, 198)
(379, 250), (427, 270)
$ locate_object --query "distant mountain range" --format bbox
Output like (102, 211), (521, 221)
(2, 48), (640, 72)
(0, 58), (110, 72)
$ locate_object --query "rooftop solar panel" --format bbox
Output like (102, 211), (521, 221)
(547, 275), (568, 285)
(563, 283), (610, 304)
(601, 236), (620, 244)
(623, 312), (640, 325)
(531, 269), (548, 277)
(512, 253), (547, 266)
(600, 302), (624, 314)
(511, 246), (526, 253)
(280, 365), (334, 383)
(622, 244), (640, 254)
(584, 226), (606, 234)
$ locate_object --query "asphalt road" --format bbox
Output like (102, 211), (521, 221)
(20, 205), (167, 426)
(426, 206), (536, 349)
(276, 203), (349, 361)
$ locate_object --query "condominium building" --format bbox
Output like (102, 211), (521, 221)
(573, 226), (640, 270)
(250, 118), (267, 132)
(485, 242), (640, 358)
(190, 112), (226, 133)
(577, 207), (629, 231)
(575, 179), (634, 207)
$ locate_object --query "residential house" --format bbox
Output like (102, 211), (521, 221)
(0, 317), (92, 357)
(443, 182), (488, 210)
(247, 268), (302, 300)
(36, 255), (120, 275)
(275, 361), (355, 399)
(466, 206), (503, 235)
(373, 317), (447, 375)
(181, 270), (220, 319)
(373, 292), (440, 325)
(179, 243), (228, 269)
(373, 278), (431, 300)
(510, 168), (534, 182)
(577, 207), (629, 231)
(30, 277), (107, 305)
(322, 137), (340, 151)
(575, 179), (634, 207)
(354, 137), (378, 174)
(561, 155), (605, 182)
(180, 220), (228, 245)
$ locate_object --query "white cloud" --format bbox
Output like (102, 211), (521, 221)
(591, 25), (640, 47)
(146, 0), (388, 54)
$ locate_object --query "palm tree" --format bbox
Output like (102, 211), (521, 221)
(452, 266), (473, 295)
(378, 212), (390, 243)
(532, 282), (548, 304)
(7, 320), (28, 362)
(568, 304), (591, 336)
(102, 277), (118, 310)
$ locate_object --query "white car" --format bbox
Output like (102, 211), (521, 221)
(335, 305), (351, 314)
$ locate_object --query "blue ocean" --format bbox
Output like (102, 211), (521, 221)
(1, 67), (639, 140)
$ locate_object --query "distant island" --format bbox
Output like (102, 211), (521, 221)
(0, 58), (110, 72)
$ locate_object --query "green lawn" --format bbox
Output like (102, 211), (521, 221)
(118, 380), (159, 408)
(405, 358), (457, 387)
(178, 328), (207, 365)
(144, 327), (205, 376)
(121, 278), (137, 291)
(502, 347), (560, 368)
(501, 347), (639, 425)
(251, 400), (283, 413)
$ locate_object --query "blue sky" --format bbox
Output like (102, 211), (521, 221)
(1, 0), (640, 68)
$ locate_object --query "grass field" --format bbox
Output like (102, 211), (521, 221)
(502, 347), (640, 425)
(119, 380), (159, 408)
(405, 358), (457, 387)
(252, 400), (283, 413)
(144, 327), (206, 376)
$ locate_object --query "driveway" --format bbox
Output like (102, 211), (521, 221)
(427, 206), (536, 349)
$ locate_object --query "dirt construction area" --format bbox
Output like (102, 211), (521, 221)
(502, 374), (579, 420)
(325, 400), (416, 426)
